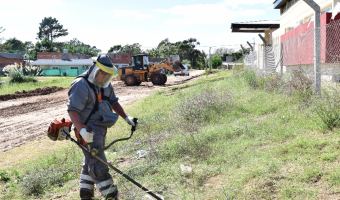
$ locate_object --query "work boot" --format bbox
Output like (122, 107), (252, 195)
(104, 186), (118, 200)
(80, 190), (94, 200)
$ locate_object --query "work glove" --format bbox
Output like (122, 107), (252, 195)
(80, 128), (94, 143)
(125, 115), (136, 126)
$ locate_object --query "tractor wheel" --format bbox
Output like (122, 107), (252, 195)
(125, 74), (137, 86)
(151, 73), (164, 85)
(161, 73), (167, 84)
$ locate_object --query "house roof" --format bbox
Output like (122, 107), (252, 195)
(30, 59), (94, 66)
(231, 20), (280, 33)
(273, 0), (288, 9)
(0, 52), (23, 59)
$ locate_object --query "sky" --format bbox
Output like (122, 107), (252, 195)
(0, 0), (280, 54)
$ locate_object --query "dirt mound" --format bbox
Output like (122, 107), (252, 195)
(0, 86), (65, 101)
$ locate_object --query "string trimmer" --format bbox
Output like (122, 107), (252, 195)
(60, 118), (162, 200)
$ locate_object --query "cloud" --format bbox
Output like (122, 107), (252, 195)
(153, 9), (169, 13)
(224, 0), (271, 6)
(0, 0), (65, 7)
(159, 3), (265, 25)
(136, 14), (153, 20)
(238, 9), (266, 17)
(112, 10), (153, 20)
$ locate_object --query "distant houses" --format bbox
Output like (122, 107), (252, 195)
(0, 52), (23, 73)
(29, 50), (94, 76)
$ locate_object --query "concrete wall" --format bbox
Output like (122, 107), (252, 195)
(285, 63), (340, 81)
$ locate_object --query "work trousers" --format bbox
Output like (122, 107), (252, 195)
(78, 124), (118, 198)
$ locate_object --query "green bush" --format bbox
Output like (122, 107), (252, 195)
(314, 87), (340, 130)
(9, 71), (37, 83)
(212, 56), (222, 69)
(242, 68), (266, 89)
(283, 69), (314, 103)
(23, 66), (43, 76)
(0, 170), (10, 182)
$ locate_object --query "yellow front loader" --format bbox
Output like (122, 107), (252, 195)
(116, 54), (185, 86)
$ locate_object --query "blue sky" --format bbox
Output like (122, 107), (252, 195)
(0, 0), (279, 53)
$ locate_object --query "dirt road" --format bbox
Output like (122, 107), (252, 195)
(0, 70), (204, 152)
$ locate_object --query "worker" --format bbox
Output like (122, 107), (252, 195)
(67, 54), (136, 200)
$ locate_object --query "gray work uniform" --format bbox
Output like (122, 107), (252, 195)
(67, 77), (119, 197)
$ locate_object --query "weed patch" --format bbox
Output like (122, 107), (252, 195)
(0, 170), (10, 182)
(313, 86), (340, 130)
(21, 166), (71, 196)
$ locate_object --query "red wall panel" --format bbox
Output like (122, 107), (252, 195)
(281, 13), (340, 66)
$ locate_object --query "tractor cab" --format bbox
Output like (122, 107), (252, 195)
(132, 54), (150, 71)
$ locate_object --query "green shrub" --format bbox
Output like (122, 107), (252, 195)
(176, 88), (233, 125)
(212, 56), (222, 68)
(0, 170), (10, 182)
(243, 68), (260, 89)
(314, 87), (340, 130)
(9, 71), (37, 83)
(264, 74), (284, 93)
(23, 66), (43, 76)
(283, 69), (314, 103)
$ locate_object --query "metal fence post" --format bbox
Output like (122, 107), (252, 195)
(258, 34), (267, 74)
(303, 0), (321, 96)
(247, 41), (253, 51)
(280, 42), (283, 75)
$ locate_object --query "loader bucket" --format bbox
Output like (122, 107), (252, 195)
(172, 60), (186, 72)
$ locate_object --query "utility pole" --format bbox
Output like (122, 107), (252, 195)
(303, 0), (321, 96)
(209, 47), (212, 72)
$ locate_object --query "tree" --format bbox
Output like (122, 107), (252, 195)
(3, 38), (26, 54)
(37, 17), (68, 42)
(60, 38), (101, 56)
(119, 43), (142, 54)
(108, 45), (122, 53)
(0, 26), (5, 44)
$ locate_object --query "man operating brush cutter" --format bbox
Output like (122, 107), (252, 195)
(68, 54), (136, 200)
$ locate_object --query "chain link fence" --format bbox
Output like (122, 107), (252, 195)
(243, 18), (340, 82)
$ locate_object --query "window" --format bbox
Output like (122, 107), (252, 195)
(116, 54), (118, 59)
(70, 67), (78, 69)
(51, 66), (59, 69)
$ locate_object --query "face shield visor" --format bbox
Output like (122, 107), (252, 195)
(88, 65), (114, 88)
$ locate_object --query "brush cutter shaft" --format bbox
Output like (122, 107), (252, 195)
(66, 118), (161, 200)
(94, 154), (162, 200)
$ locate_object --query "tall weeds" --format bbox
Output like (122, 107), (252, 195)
(314, 86), (340, 130)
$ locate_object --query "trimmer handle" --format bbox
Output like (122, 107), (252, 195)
(131, 118), (138, 132)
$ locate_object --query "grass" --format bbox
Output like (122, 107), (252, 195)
(0, 77), (74, 95)
(2, 69), (340, 199)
